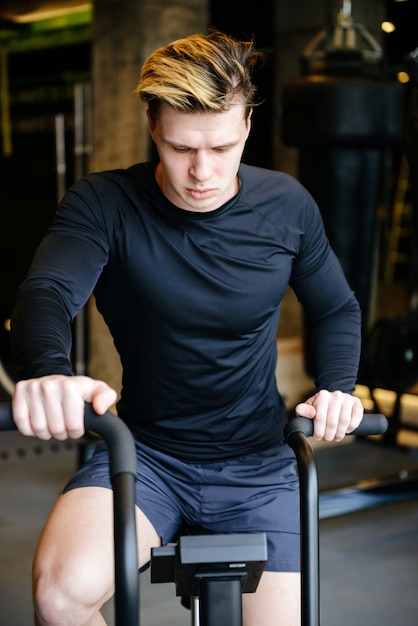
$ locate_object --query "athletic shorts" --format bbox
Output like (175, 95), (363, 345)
(63, 439), (300, 572)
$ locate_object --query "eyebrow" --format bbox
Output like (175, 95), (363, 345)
(164, 137), (240, 150)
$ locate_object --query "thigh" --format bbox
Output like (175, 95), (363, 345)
(33, 486), (160, 606)
(64, 442), (185, 547)
(242, 571), (301, 626)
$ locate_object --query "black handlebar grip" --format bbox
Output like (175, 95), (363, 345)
(83, 404), (137, 480)
(0, 402), (17, 431)
(351, 413), (389, 437)
(284, 413), (388, 442)
(0, 401), (137, 481)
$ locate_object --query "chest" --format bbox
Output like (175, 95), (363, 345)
(100, 206), (297, 335)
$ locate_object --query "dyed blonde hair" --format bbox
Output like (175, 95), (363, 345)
(135, 30), (263, 120)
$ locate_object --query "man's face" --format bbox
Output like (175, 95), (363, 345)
(147, 101), (252, 212)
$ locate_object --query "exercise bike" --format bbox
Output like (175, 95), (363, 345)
(0, 402), (388, 626)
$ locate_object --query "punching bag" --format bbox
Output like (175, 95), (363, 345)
(281, 16), (404, 377)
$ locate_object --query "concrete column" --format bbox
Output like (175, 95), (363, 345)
(88, 0), (208, 392)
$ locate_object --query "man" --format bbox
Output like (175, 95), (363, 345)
(11, 31), (363, 625)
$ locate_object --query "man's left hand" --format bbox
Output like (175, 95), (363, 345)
(295, 390), (363, 442)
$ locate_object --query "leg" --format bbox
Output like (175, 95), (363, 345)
(33, 486), (160, 626)
(242, 571), (301, 626)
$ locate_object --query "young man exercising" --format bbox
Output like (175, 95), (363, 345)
(11, 30), (364, 625)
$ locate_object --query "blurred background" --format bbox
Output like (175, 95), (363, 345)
(0, 0), (418, 434)
(0, 2), (418, 624)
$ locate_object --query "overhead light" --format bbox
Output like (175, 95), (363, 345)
(381, 21), (396, 34)
(397, 71), (410, 83)
(1, 2), (92, 24)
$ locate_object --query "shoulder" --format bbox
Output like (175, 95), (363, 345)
(238, 163), (320, 227)
(73, 162), (154, 197)
(52, 162), (157, 241)
(60, 162), (156, 218)
(239, 163), (315, 207)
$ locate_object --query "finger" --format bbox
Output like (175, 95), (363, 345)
(346, 397), (364, 434)
(60, 378), (86, 439)
(312, 390), (334, 440)
(333, 398), (353, 442)
(89, 382), (118, 416)
(324, 394), (363, 442)
(12, 381), (36, 437)
(321, 391), (347, 441)
(37, 377), (79, 440)
(16, 376), (71, 441)
(61, 377), (117, 438)
(294, 402), (316, 419)
(23, 379), (55, 440)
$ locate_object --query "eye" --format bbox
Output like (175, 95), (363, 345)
(173, 146), (190, 153)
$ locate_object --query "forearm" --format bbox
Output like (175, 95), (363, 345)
(11, 283), (74, 380)
(308, 297), (361, 393)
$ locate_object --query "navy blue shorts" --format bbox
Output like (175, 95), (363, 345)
(63, 440), (300, 572)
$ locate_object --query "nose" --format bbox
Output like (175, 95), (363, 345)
(189, 151), (212, 182)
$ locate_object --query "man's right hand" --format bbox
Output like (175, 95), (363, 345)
(12, 374), (118, 440)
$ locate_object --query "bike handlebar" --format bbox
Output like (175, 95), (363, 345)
(0, 400), (140, 625)
(0, 402), (388, 626)
(285, 411), (388, 626)
(284, 412), (388, 442)
(0, 403), (389, 458)
(0, 402), (137, 480)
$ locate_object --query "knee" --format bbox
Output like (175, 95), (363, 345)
(33, 553), (108, 626)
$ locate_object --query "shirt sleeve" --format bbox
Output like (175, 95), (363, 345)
(11, 177), (111, 381)
(289, 197), (362, 393)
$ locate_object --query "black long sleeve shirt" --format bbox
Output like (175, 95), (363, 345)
(11, 162), (361, 460)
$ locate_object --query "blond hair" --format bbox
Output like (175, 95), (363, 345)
(135, 30), (263, 120)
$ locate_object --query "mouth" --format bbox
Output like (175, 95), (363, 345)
(186, 188), (216, 200)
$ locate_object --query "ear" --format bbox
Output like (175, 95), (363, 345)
(146, 108), (156, 137)
(245, 107), (253, 138)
